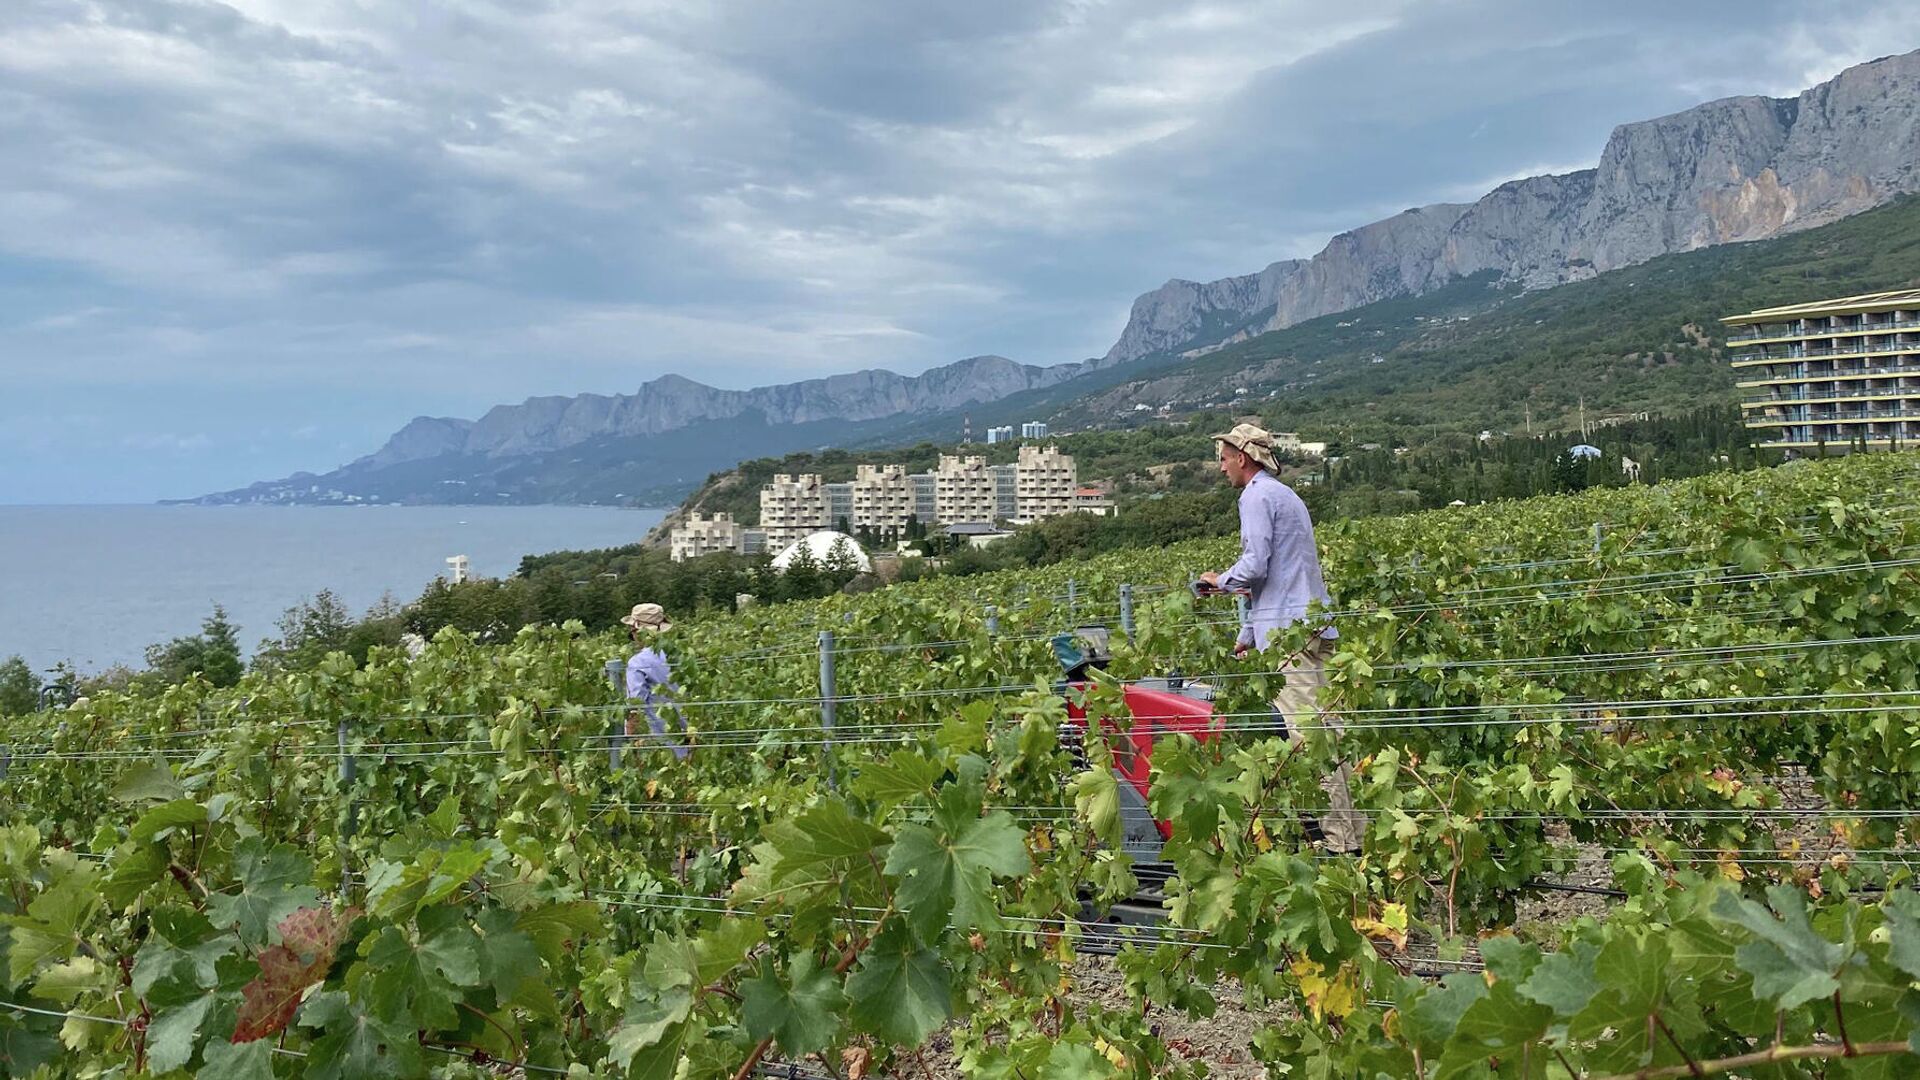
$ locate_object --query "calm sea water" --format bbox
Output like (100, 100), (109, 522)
(0, 505), (666, 674)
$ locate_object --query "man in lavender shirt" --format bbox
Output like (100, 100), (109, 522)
(622, 603), (690, 761)
(1199, 424), (1361, 851)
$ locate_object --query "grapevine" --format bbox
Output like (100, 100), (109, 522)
(1, 452), (1920, 1076)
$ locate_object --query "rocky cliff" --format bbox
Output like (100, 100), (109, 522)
(358, 354), (1103, 469)
(1106, 49), (1920, 362)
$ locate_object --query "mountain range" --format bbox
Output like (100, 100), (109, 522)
(187, 50), (1920, 507)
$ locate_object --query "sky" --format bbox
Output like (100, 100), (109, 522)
(4, 0), (1919, 503)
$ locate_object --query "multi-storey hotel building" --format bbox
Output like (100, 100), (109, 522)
(1726, 288), (1920, 451)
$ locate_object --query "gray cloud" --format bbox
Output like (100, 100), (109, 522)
(3, 0), (1919, 501)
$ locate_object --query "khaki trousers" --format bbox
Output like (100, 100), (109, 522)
(1272, 637), (1365, 852)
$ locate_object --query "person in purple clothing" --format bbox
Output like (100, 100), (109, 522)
(621, 603), (690, 761)
(1198, 423), (1361, 851)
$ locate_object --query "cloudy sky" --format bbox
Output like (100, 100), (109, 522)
(4, 0), (1918, 502)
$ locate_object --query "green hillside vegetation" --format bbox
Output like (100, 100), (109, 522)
(1074, 194), (1920, 443)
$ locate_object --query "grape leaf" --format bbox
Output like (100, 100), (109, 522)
(846, 922), (950, 1046)
(764, 801), (888, 880)
(851, 751), (945, 814)
(146, 994), (214, 1073)
(742, 952), (845, 1055)
(1711, 885), (1848, 1009)
(512, 901), (601, 964)
(1519, 940), (1600, 1016)
(1068, 768), (1122, 849)
(1398, 973), (1489, 1056)
(198, 1039), (274, 1080)
(129, 799), (207, 845)
(131, 907), (234, 998)
(1437, 979), (1553, 1078)
(0, 1012), (59, 1077)
(885, 786), (1029, 936)
(475, 907), (543, 1004)
(363, 908), (481, 1031)
(4, 870), (102, 987)
(1042, 1041), (1117, 1079)
(1571, 934), (1703, 1072)
(1880, 892), (1920, 981)
(298, 990), (422, 1080)
(233, 907), (351, 1043)
(111, 762), (185, 804)
(206, 840), (319, 948)
(607, 986), (691, 1068)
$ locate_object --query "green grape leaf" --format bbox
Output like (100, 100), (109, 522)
(298, 990), (423, 1080)
(885, 787), (1028, 936)
(764, 801), (888, 880)
(851, 751), (945, 814)
(846, 922), (951, 1046)
(1068, 768), (1122, 849)
(1880, 892), (1920, 981)
(129, 799), (208, 845)
(0, 1012), (59, 1076)
(1042, 1041), (1117, 1079)
(131, 907), (234, 998)
(475, 907), (544, 1005)
(1437, 978), (1553, 1078)
(206, 840), (319, 948)
(1572, 934), (1703, 1072)
(145, 994), (214, 1074)
(742, 952), (845, 1055)
(1711, 885), (1848, 1009)
(198, 1039), (274, 1080)
(363, 908), (481, 1031)
(4, 870), (102, 987)
(1519, 940), (1600, 1016)
(512, 901), (602, 964)
(607, 986), (692, 1068)
(30, 956), (108, 1004)
(112, 762), (185, 805)
(1398, 973), (1488, 1056)
(102, 843), (169, 909)
(642, 920), (764, 992)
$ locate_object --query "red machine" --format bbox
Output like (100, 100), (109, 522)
(1055, 623), (1225, 854)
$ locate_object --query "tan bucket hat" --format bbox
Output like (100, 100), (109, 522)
(1210, 422), (1281, 473)
(621, 603), (672, 633)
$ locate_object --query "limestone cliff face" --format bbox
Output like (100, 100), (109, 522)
(1106, 49), (1920, 362)
(357, 355), (1102, 468)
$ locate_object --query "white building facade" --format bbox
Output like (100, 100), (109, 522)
(669, 512), (744, 562)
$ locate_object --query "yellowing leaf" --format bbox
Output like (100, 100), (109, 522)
(1716, 850), (1746, 882)
(1094, 1036), (1129, 1070)
(1352, 902), (1409, 950)
(1252, 819), (1273, 853)
(1289, 957), (1359, 1022)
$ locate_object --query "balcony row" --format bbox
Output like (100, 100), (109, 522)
(1745, 405), (1920, 425)
(1731, 340), (1920, 363)
(1742, 385), (1920, 404)
(1728, 315), (1920, 342)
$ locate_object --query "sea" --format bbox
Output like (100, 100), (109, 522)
(0, 504), (667, 675)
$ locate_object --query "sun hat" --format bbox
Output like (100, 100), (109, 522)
(621, 603), (672, 633)
(1210, 422), (1280, 473)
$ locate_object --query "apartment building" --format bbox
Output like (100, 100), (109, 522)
(1727, 288), (1920, 450)
(730, 445), (1082, 556)
(760, 473), (826, 546)
(934, 454), (997, 524)
(851, 464), (911, 534)
(1014, 443), (1074, 520)
(984, 425), (1014, 445)
(668, 512), (743, 562)
(1020, 421), (1049, 439)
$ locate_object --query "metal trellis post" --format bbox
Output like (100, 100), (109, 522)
(819, 630), (837, 787)
(985, 605), (999, 637)
(338, 719), (357, 891)
(1067, 578), (1077, 620)
(1119, 583), (1135, 643)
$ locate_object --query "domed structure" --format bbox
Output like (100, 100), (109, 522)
(771, 531), (871, 573)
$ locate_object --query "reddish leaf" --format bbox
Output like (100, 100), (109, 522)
(231, 906), (353, 1043)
